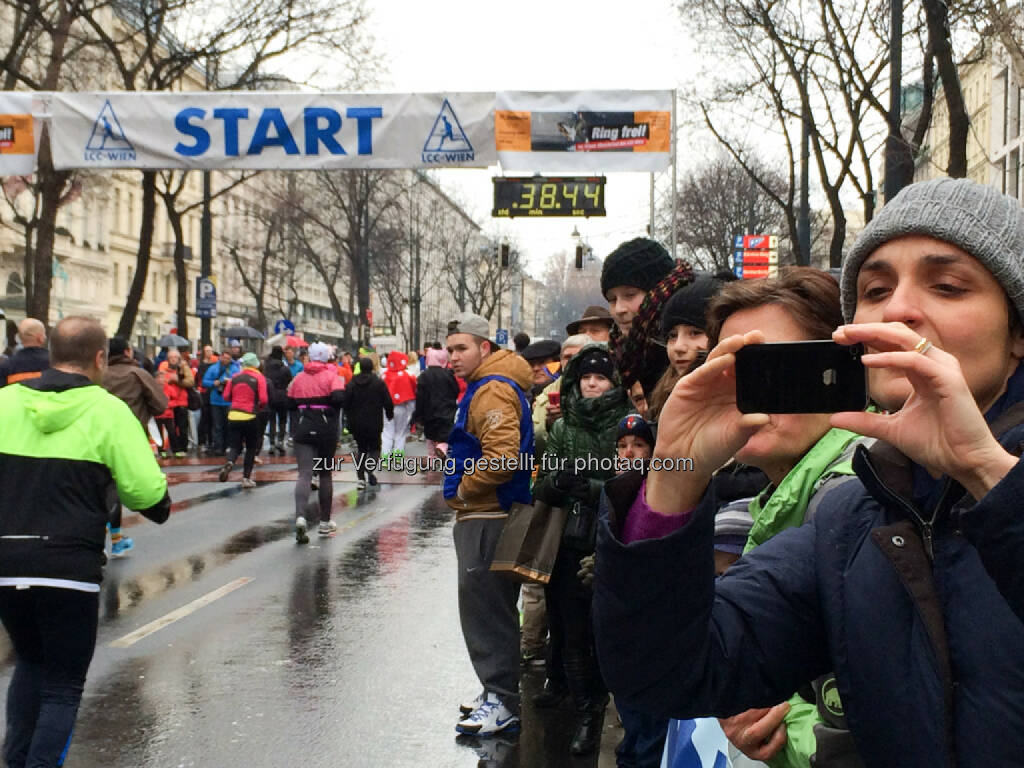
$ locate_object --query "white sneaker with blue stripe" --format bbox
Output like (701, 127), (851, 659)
(455, 693), (519, 736)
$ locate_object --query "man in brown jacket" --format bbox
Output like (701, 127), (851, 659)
(444, 313), (535, 737)
(101, 336), (167, 557)
(102, 336), (167, 430)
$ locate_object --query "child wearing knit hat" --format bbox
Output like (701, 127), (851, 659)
(646, 272), (734, 420)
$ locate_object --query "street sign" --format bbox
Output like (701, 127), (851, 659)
(733, 234), (778, 280)
(196, 276), (217, 318)
(492, 176), (606, 218)
(495, 328), (509, 345)
(273, 318), (295, 335)
(365, 308), (373, 325)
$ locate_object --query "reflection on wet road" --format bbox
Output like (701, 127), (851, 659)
(0, 481), (615, 767)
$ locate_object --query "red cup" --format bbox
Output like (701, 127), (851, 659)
(548, 392), (561, 407)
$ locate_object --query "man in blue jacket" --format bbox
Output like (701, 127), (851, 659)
(593, 178), (1024, 767)
(202, 350), (241, 456)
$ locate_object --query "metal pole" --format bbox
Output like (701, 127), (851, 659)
(798, 67), (811, 267)
(200, 60), (213, 346)
(648, 173), (655, 237)
(671, 90), (677, 259)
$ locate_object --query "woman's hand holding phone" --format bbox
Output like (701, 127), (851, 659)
(646, 331), (770, 515)
(831, 322), (1016, 499)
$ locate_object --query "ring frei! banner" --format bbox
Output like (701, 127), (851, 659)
(0, 93), (38, 175)
(48, 92), (497, 170)
(495, 90), (672, 172)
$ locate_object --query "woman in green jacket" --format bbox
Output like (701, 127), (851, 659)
(532, 344), (631, 757)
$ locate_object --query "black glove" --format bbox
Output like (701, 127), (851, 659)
(552, 470), (589, 497)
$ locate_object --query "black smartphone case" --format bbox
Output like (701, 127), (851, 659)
(734, 341), (868, 414)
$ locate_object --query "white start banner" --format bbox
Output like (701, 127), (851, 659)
(47, 91), (497, 170)
(494, 90), (673, 172)
(0, 92), (38, 175)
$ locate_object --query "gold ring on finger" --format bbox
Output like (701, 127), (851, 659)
(913, 337), (933, 355)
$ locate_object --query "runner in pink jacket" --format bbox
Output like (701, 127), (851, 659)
(286, 342), (345, 543)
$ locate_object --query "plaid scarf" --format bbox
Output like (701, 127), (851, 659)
(610, 260), (695, 389)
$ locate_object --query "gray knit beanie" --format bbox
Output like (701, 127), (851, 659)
(841, 177), (1024, 322)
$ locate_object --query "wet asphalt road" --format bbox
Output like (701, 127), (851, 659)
(0, 460), (620, 768)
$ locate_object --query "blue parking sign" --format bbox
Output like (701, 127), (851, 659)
(196, 276), (217, 318)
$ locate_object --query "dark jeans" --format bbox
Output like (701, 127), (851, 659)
(293, 438), (335, 521)
(105, 483), (122, 530)
(615, 705), (669, 768)
(0, 587), (99, 768)
(352, 434), (381, 482)
(211, 405), (229, 454)
(268, 405), (288, 446)
(226, 418), (262, 478)
(197, 392), (213, 449)
(156, 407), (189, 453)
(545, 545), (606, 706)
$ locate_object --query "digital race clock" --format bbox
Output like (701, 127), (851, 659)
(492, 176), (606, 218)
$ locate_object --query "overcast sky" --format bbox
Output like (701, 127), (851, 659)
(365, 0), (691, 276)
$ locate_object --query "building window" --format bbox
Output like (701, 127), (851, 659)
(1001, 156), (1008, 195)
(7, 272), (24, 295)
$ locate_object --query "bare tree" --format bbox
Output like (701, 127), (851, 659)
(678, 0), (979, 263)
(0, 0), (91, 321)
(663, 152), (791, 270)
(536, 250), (604, 340)
(156, 169), (255, 340)
(66, 0), (374, 338)
(288, 170), (406, 345)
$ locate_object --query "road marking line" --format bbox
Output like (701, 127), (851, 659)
(341, 510), (377, 531)
(109, 577), (254, 648)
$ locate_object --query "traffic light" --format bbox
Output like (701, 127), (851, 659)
(575, 245), (584, 269)
(500, 243), (510, 267)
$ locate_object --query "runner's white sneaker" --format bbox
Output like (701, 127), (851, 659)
(317, 520), (337, 537)
(295, 516), (309, 545)
(455, 693), (520, 736)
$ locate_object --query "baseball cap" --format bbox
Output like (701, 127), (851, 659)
(446, 312), (490, 340)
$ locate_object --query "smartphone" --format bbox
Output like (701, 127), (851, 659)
(548, 391), (561, 407)
(734, 341), (867, 414)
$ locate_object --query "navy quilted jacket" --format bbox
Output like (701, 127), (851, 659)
(593, 415), (1024, 768)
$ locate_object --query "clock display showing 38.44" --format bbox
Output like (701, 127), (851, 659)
(492, 176), (606, 218)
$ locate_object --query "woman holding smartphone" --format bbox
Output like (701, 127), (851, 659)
(650, 268), (868, 768)
(593, 177), (1024, 767)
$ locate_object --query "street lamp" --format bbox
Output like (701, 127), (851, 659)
(571, 227), (592, 269)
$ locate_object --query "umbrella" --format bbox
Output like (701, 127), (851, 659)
(285, 335), (309, 348)
(156, 334), (190, 348)
(220, 326), (265, 340)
